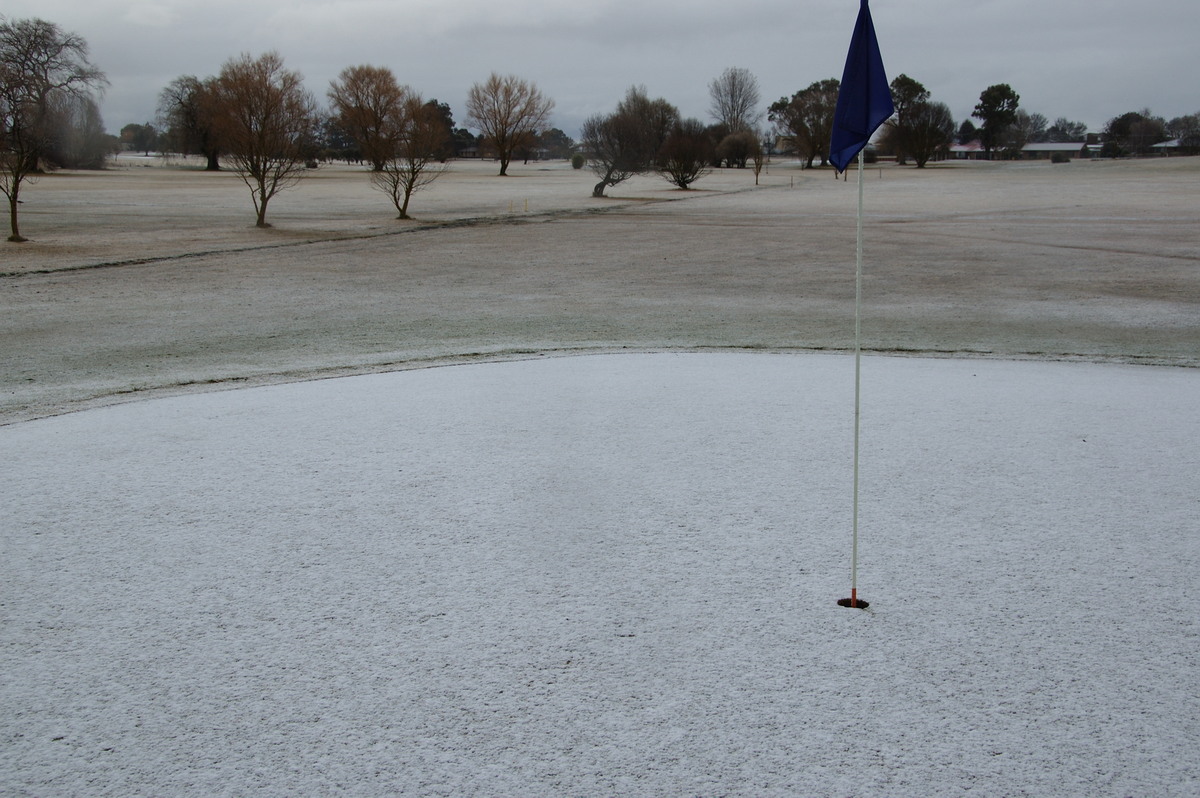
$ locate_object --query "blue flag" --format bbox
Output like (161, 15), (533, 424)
(829, 0), (894, 172)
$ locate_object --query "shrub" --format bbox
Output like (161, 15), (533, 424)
(571, 152), (585, 169)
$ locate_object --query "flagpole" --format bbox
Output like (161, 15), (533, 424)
(851, 148), (864, 609)
(830, 0), (889, 611)
(837, 150), (870, 611)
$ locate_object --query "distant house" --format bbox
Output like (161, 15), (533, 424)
(1151, 139), (1182, 156)
(1020, 142), (1091, 160)
(947, 141), (987, 159)
(947, 140), (1091, 160)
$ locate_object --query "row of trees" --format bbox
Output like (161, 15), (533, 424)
(582, 68), (769, 197)
(771, 73), (1198, 166)
(123, 111), (578, 167)
(583, 74), (1018, 176)
(1099, 110), (1199, 157)
(8, 16), (1200, 241)
(2, 16), (577, 237)
(153, 59), (450, 226)
(955, 104), (1199, 159)
(766, 74), (960, 168)
(147, 53), (1199, 180)
(151, 58), (567, 226)
(150, 74), (575, 171)
(768, 77), (1020, 167)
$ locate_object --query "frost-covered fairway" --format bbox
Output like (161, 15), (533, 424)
(3, 352), (1197, 796)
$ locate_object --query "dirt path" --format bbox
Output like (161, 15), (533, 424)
(2, 157), (1197, 424)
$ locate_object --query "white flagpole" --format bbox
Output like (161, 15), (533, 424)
(832, 0), (889, 611)
(850, 148), (865, 609)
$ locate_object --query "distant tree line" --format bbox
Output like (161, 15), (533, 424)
(150, 61), (580, 223)
(770, 72), (1198, 167)
(6, 14), (1199, 241)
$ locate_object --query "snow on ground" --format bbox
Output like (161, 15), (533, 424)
(3, 352), (1197, 796)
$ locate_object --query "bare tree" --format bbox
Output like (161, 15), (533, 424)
(328, 65), (407, 172)
(751, 130), (766, 184)
(715, 130), (758, 168)
(582, 86), (678, 197)
(465, 72), (554, 176)
(708, 67), (761, 133)
(1, 16), (107, 241)
(581, 112), (642, 198)
(157, 75), (222, 170)
(997, 109), (1046, 159)
(212, 52), (318, 228)
(1022, 111), (1049, 143)
(656, 118), (714, 189)
(902, 101), (955, 167)
(371, 94), (450, 219)
(1046, 117), (1088, 143)
(618, 86), (680, 155)
(44, 92), (111, 168)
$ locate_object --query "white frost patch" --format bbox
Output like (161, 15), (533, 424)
(2, 352), (1198, 796)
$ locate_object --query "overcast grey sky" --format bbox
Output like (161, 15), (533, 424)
(9, 0), (1199, 138)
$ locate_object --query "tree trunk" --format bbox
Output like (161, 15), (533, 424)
(204, 150), (221, 171)
(255, 193), (269, 227)
(252, 179), (272, 228)
(592, 166), (618, 198)
(7, 194), (26, 242)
